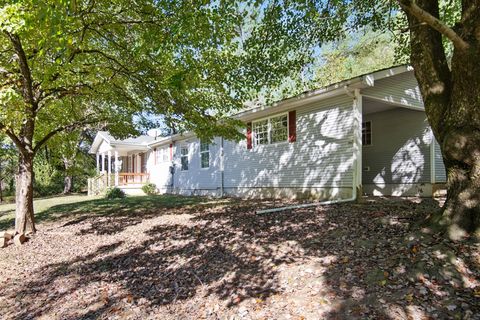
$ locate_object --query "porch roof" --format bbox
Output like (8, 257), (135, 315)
(89, 131), (155, 154)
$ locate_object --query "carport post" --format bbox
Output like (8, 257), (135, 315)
(107, 151), (112, 187)
(96, 152), (100, 173)
(114, 151), (119, 187)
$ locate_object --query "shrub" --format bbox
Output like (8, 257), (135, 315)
(141, 183), (157, 195)
(105, 187), (126, 199)
(34, 157), (64, 196)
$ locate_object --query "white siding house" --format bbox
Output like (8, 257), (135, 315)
(89, 65), (447, 199)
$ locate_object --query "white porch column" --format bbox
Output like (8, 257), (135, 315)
(353, 89), (363, 199)
(101, 153), (105, 173)
(107, 151), (112, 187)
(114, 151), (119, 187)
(96, 152), (100, 173)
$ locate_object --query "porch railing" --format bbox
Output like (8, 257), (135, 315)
(118, 173), (149, 185)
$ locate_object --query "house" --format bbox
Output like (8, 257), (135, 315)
(88, 65), (446, 199)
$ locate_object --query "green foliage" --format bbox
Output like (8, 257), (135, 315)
(33, 156), (64, 196)
(0, 135), (17, 196)
(141, 183), (158, 196)
(105, 187), (126, 200)
(313, 29), (401, 87)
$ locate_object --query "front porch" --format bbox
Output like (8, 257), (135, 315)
(88, 137), (151, 195)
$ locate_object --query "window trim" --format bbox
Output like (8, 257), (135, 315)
(362, 121), (373, 146)
(251, 112), (289, 147)
(199, 140), (210, 169)
(180, 145), (189, 171)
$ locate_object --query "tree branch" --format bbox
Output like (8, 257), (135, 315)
(0, 122), (28, 156)
(33, 117), (105, 154)
(397, 0), (469, 50)
(4, 32), (37, 107)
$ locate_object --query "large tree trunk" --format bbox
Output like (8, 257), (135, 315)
(404, 0), (480, 239)
(435, 47), (480, 239)
(437, 126), (480, 239)
(15, 154), (36, 235)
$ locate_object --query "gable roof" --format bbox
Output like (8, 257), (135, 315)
(89, 131), (157, 154)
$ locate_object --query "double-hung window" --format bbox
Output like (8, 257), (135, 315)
(180, 146), (189, 170)
(252, 113), (288, 146)
(200, 141), (210, 168)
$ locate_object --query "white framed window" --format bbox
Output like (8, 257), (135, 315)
(362, 121), (372, 146)
(180, 146), (189, 171)
(156, 146), (169, 163)
(252, 113), (288, 146)
(200, 141), (210, 168)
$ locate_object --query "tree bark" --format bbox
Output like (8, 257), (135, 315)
(403, 0), (480, 239)
(15, 154), (36, 235)
(63, 175), (73, 194)
(436, 45), (480, 239)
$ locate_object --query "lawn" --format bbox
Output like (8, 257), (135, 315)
(0, 194), (478, 319)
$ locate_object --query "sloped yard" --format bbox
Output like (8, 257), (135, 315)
(0, 195), (478, 319)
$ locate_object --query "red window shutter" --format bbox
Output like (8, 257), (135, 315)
(246, 122), (252, 149)
(153, 148), (157, 165)
(169, 144), (173, 160)
(288, 110), (296, 142)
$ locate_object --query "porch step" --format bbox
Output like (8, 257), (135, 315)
(119, 187), (145, 196)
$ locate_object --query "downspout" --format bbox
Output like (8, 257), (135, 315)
(220, 137), (225, 197)
(256, 88), (362, 214)
(170, 143), (175, 193)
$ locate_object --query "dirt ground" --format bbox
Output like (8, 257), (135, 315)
(0, 195), (478, 320)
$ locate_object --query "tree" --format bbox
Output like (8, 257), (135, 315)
(46, 129), (95, 194)
(313, 29), (400, 87)
(262, 0), (478, 239)
(0, 1), (313, 237)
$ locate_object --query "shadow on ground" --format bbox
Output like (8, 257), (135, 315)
(2, 195), (479, 319)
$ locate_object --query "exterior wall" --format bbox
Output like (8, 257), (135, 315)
(147, 145), (174, 193)
(222, 95), (355, 200)
(97, 140), (112, 154)
(171, 137), (222, 195)
(153, 95), (356, 200)
(433, 139), (447, 182)
(362, 107), (433, 196)
(362, 71), (424, 109)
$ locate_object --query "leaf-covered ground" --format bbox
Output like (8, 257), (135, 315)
(0, 195), (478, 319)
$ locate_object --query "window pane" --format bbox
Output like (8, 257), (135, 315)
(181, 146), (188, 170)
(181, 157), (188, 170)
(253, 120), (269, 145)
(201, 152), (209, 168)
(200, 141), (209, 152)
(271, 114), (288, 143)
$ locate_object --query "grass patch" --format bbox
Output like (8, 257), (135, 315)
(0, 194), (214, 231)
